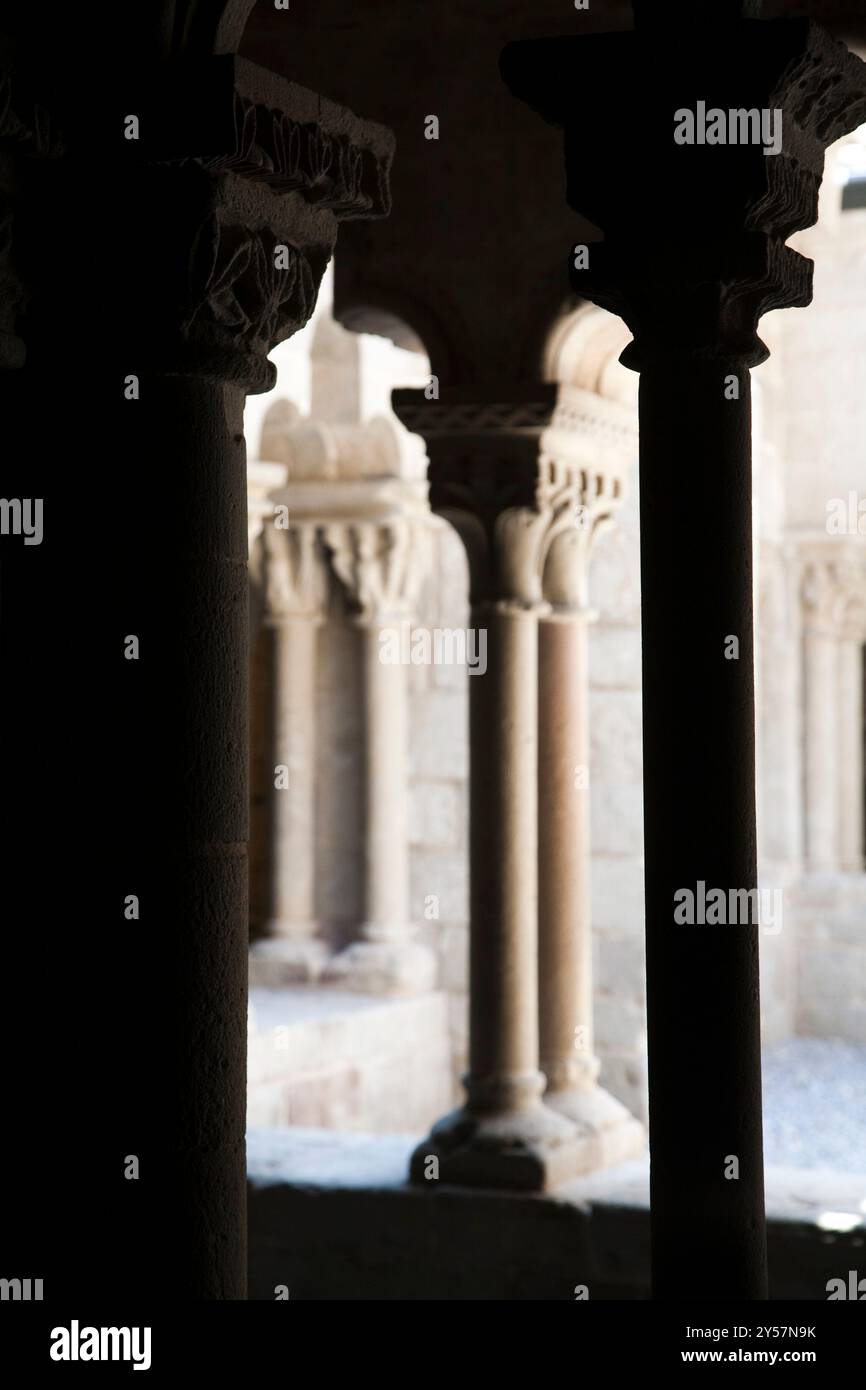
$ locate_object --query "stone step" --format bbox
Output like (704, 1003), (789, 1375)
(247, 986), (452, 1134)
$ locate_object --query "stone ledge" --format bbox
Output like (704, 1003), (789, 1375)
(247, 1128), (866, 1300)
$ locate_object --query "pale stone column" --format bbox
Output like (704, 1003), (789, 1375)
(535, 409), (643, 1168)
(802, 560), (842, 871)
(838, 636), (864, 872)
(360, 619), (411, 941)
(393, 387), (588, 1190)
(250, 522), (328, 983)
(463, 574), (555, 1130)
(836, 565), (866, 872)
(323, 517), (437, 994)
(414, 502), (583, 1187)
(757, 546), (802, 870)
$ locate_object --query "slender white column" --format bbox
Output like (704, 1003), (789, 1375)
(838, 636), (865, 873)
(802, 563), (841, 871)
(361, 621), (411, 939)
(266, 612), (320, 938)
(536, 450), (642, 1168)
(323, 518), (436, 994)
(251, 522), (328, 983)
(757, 546), (802, 870)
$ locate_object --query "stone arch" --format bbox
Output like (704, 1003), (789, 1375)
(543, 300), (636, 402)
(333, 283), (453, 384)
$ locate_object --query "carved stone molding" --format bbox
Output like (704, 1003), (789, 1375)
(544, 382), (637, 462)
(393, 397), (558, 438)
(536, 457), (615, 613)
(137, 57), (392, 221)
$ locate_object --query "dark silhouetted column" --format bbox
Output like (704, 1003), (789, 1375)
(14, 7), (393, 1298)
(502, 4), (866, 1297)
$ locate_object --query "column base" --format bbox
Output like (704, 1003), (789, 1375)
(543, 1084), (645, 1172)
(409, 1100), (589, 1192)
(323, 939), (436, 995)
(249, 935), (329, 986)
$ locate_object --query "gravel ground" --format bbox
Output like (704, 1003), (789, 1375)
(762, 1038), (866, 1173)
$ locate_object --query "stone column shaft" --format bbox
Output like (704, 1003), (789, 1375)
(269, 616), (317, 929)
(110, 49), (392, 1297)
(323, 518), (435, 993)
(804, 624), (840, 870)
(839, 638), (865, 872)
(468, 600), (541, 1101)
(538, 610), (594, 1088)
(362, 622), (410, 938)
(638, 361), (766, 1300)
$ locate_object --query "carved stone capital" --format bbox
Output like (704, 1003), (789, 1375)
(322, 517), (432, 626)
(799, 544), (866, 641)
(107, 56), (394, 391)
(260, 519), (327, 624)
(392, 385), (564, 607)
(538, 385), (636, 611)
(501, 19), (866, 369)
(393, 382), (634, 611)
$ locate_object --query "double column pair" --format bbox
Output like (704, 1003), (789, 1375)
(253, 506), (436, 994)
(394, 387), (642, 1189)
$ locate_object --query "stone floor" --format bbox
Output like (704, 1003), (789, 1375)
(762, 1038), (866, 1172)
